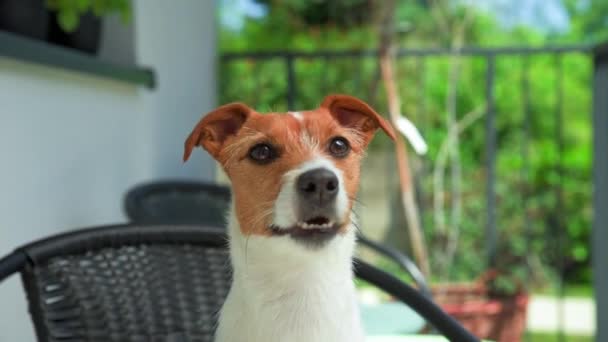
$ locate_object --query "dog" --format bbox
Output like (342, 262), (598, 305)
(183, 94), (395, 342)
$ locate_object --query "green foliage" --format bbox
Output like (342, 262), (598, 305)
(562, 0), (608, 44)
(219, 1), (594, 293)
(45, 0), (131, 33)
(253, 0), (374, 29)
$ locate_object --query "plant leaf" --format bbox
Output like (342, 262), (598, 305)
(59, 9), (80, 32)
(76, 0), (90, 12)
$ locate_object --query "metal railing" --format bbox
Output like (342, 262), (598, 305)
(221, 43), (602, 340)
(592, 43), (608, 342)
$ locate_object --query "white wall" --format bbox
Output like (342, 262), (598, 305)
(0, 1), (216, 340)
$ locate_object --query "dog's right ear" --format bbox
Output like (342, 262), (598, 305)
(321, 94), (396, 144)
(183, 103), (253, 161)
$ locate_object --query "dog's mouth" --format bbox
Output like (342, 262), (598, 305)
(269, 216), (341, 242)
(296, 216), (334, 229)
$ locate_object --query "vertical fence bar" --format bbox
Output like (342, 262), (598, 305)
(286, 54), (296, 110)
(252, 61), (262, 108)
(322, 55), (330, 96)
(485, 54), (497, 267)
(521, 56), (532, 253)
(593, 44), (608, 342)
(351, 55), (362, 96)
(521, 54), (533, 342)
(417, 57), (427, 131)
(554, 54), (566, 342)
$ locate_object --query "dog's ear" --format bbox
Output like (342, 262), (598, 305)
(321, 94), (396, 143)
(184, 103), (253, 161)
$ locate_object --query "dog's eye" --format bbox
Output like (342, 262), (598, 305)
(248, 143), (277, 164)
(328, 137), (350, 158)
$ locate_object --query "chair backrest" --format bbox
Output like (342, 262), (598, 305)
(0, 224), (479, 342)
(124, 181), (231, 227)
(17, 224), (230, 342)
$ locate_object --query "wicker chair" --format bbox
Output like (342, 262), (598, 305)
(124, 181), (230, 229)
(0, 224), (478, 342)
(123, 180), (431, 298)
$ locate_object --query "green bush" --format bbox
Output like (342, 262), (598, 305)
(218, 1), (594, 290)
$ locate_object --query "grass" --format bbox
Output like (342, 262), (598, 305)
(527, 332), (594, 342)
(533, 284), (594, 298)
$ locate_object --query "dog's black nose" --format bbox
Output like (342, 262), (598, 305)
(297, 168), (339, 206)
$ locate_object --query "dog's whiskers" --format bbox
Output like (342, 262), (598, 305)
(349, 195), (365, 207)
(245, 207), (274, 267)
(351, 220), (363, 235)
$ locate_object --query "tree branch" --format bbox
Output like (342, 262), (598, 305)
(377, 0), (431, 278)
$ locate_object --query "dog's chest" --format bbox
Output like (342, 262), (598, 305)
(216, 277), (364, 342)
(215, 218), (363, 342)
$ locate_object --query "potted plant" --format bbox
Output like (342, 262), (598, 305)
(430, 229), (542, 342)
(45, 0), (131, 54)
(0, 0), (49, 40)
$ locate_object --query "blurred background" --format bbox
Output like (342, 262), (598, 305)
(1, 0), (606, 341)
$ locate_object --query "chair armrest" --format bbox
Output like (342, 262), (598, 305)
(357, 233), (432, 298)
(0, 250), (27, 283)
(354, 258), (479, 342)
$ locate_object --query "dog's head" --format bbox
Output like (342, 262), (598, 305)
(184, 94), (394, 248)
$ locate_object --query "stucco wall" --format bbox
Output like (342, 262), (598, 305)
(0, 1), (216, 340)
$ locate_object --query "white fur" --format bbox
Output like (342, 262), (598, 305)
(215, 211), (363, 342)
(289, 111), (304, 122)
(288, 111), (320, 150)
(300, 131), (320, 151)
(215, 157), (363, 342)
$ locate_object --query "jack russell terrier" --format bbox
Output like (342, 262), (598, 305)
(183, 94), (395, 342)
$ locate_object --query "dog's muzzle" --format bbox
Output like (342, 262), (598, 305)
(278, 167), (341, 246)
(270, 163), (347, 248)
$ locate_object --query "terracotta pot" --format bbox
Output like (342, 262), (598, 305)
(432, 283), (529, 342)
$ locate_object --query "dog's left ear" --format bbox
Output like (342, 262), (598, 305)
(321, 94), (396, 142)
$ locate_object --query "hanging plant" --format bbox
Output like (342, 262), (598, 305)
(45, 0), (131, 33)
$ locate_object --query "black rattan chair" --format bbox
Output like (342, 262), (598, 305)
(124, 181), (231, 228)
(123, 180), (432, 297)
(0, 224), (478, 342)
(0, 225), (229, 342)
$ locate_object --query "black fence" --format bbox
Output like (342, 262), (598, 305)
(592, 43), (608, 342)
(221, 44), (604, 341)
